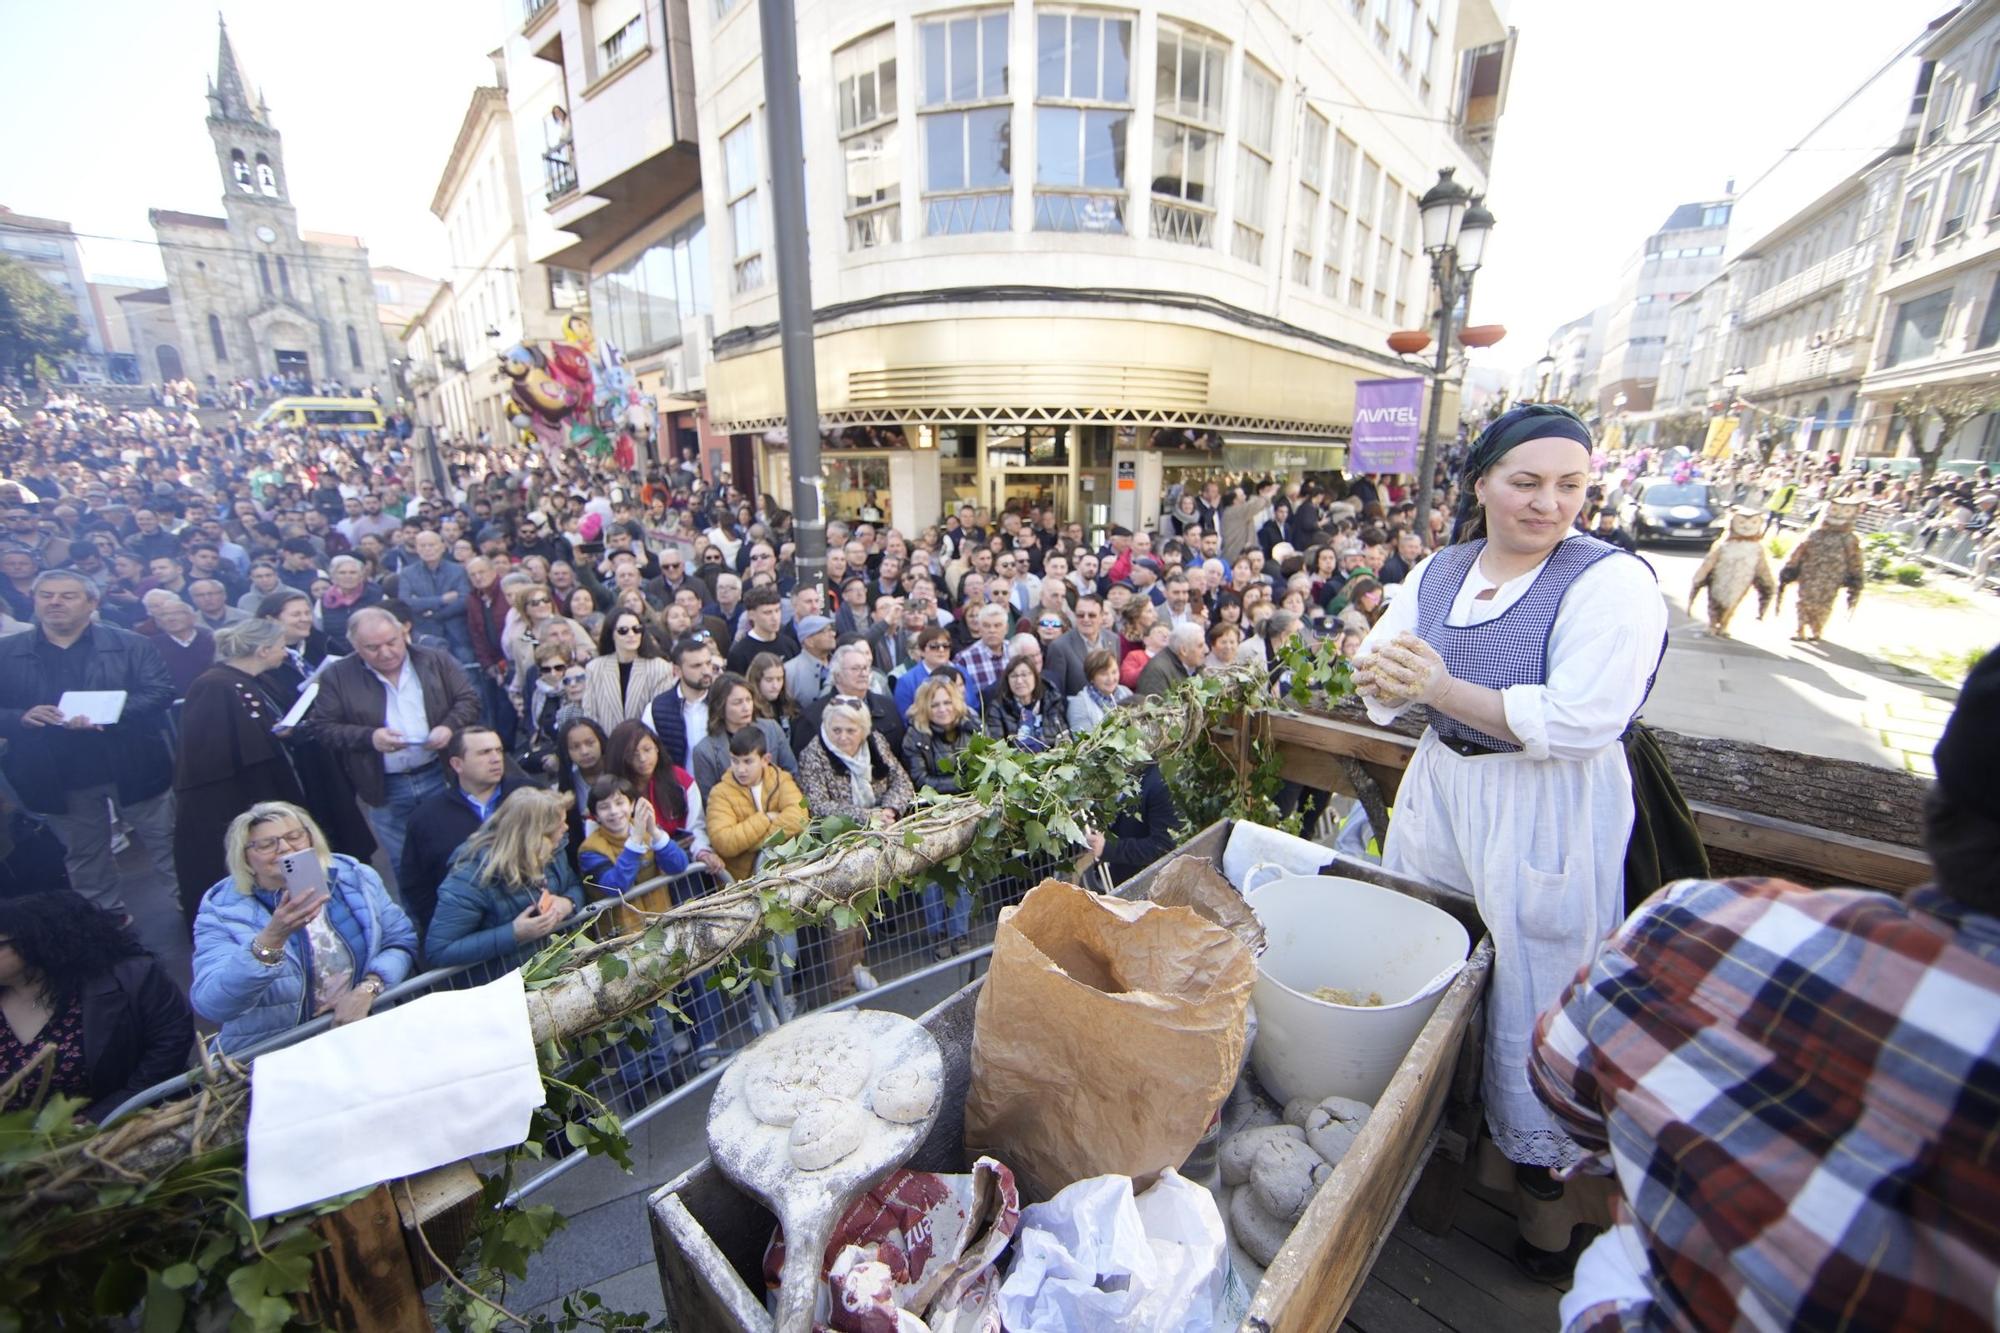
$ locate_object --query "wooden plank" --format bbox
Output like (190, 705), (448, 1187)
(1389, 1212), (1559, 1323)
(1688, 802), (1930, 892)
(296, 1185), (433, 1332)
(1340, 1276), (1459, 1333)
(1367, 1232), (1549, 1333)
(1248, 937), (1496, 1333)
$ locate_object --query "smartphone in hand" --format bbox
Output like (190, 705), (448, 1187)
(537, 888), (561, 915)
(279, 851), (329, 898)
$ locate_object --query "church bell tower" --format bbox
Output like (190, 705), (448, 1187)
(207, 15), (298, 237)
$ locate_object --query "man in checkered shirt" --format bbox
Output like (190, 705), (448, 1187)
(1530, 648), (2000, 1331)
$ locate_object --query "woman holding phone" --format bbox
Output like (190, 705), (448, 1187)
(424, 788), (585, 981)
(190, 801), (419, 1055)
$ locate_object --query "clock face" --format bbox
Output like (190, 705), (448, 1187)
(256, 225), (277, 244)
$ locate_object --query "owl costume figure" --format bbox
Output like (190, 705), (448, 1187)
(1687, 507), (1777, 637)
(1778, 498), (1864, 642)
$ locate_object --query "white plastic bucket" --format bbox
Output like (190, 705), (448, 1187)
(1243, 872), (1471, 1106)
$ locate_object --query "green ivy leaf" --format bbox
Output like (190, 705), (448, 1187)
(139, 1270), (186, 1333)
(596, 952), (630, 982)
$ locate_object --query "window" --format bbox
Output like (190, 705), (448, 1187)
(712, 0), (738, 16)
(1291, 108), (1327, 286)
(590, 0), (645, 79)
(548, 266), (588, 310)
(1322, 131), (1354, 298)
(1034, 8), (1133, 234)
(721, 119), (764, 292)
(255, 153), (278, 196)
(587, 217), (709, 353)
(1396, 190), (1419, 327)
(1886, 289), (1950, 366)
(1151, 20), (1227, 246)
(1927, 76), (1958, 147)
(1416, 17), (1437, 100)
(1374, 232), (1393, 316)
(1701, 204), (1731, 227)
(230, 149), (252, 192)
(1981, 44), (2000, 114)
(1356, 155), (1380, 229)
(835, 28), (901, 249)
(1940, 163), (1978, 239)
(208, 314), (227, 361)
(277, 256), (292, 299)
(1896, 189), (1931, 259)
(256, 253), (272, 294)
(919, 9), (1012, 235)
(1231, 59), (1278, 264)
(347, 325), (364, 370)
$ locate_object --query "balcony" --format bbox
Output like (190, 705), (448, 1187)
(1738, 241), (1876, 324)
(544, 147), (579, 205)
(521, 0), (555, 32)
(1743, 338), (1867, 394)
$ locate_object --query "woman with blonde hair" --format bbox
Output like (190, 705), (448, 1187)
(190, 801), (419, 1054)
(900, 677), (977, 958)
(424, 787), (585, 979)
(503, 582), (594, 694)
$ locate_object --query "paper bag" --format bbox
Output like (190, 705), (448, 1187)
(964, 880), (1255, 1201)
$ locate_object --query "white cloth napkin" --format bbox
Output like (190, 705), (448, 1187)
(246, 970), (544, 1217)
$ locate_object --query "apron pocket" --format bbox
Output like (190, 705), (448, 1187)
(1517, 861), (1586, 946)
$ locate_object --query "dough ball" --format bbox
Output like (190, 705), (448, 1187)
(1229, 1183), (1293, 1268)
(1249, 1137), (1331, 1223)
(789, 1098), (866, 1171)
(870, 1065), (938, 1124)
(1300, 1095), (1373, 1134)
(1219, 1124), (1306, 1186)
(1307, 1122), (1360, 1167)
(744, 1032), (874, 1127)
(1282, 1097), (1318, 1129)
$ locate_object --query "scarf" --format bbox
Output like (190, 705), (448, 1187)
(820, 723), (877, 811)
(1450, 403), (1595, 544)
(322, 581), (367, 610)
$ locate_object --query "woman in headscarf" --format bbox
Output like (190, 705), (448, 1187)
(1352, 403), (1695, 1281)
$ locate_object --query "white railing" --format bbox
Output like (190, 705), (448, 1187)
(1739, 241), (1877, 324)
(1743, 339), (1866, 393)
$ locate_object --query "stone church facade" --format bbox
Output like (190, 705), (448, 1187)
(140, 18), (389, 390)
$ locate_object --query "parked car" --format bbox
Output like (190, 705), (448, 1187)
(1619, 480), (1726, 545)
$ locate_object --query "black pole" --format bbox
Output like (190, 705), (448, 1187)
(758, 0), (825, 587)
(1416, 257), (1457, 547)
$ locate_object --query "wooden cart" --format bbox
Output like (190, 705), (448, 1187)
(647, 818), (1493, 1332)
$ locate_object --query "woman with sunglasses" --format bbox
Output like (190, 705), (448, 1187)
(502, 583), (593, 696)
(581, 610), (675, 731)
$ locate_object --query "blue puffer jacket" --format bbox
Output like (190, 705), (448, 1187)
(191, 855), (420, 1054)
(424, 849), (587, 982)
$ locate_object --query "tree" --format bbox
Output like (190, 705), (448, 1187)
(1895, 378), (2000, 489)
(1657, 408), (1708, 451)
(0, 254), (86, 383)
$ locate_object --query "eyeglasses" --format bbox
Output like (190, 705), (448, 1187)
(247, 826), (313, 855)
(1038, 619), (1064, 630)
(614, 623), (643, 635)
(527, 597), (552, 607)
(562, 671), (587, 683)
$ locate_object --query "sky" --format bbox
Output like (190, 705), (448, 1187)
(0, 0), (1948, 368)
(1475, 0), (1942, 377)
(0, 0), (497, 284)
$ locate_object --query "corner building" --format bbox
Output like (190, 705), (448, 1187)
(678, 0), (1507, 529)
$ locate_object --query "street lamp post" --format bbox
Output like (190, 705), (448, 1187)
(1536, 350), (1557, 402)
(1412, 169), (1493, 546)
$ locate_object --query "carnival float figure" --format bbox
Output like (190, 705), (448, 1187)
(1687, 508), (1777, 637)
(1778, 498), (1865, 642)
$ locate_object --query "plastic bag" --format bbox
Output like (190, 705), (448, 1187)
(995, 1170), (1227, 1333)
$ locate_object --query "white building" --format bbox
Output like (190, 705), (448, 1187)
(404, 71), (586, 443)
(1543, 306), (1602, 404)
(1594, 196), (1732, 416)
(686, 0), (1513, 528)
(1858, 0), (2000, 467)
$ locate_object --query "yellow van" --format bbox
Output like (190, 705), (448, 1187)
(254, 397), (387, 433)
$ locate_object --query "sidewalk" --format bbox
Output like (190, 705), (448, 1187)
(1639, 549), (1991, 776)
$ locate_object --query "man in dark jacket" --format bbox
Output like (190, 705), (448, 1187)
(0, 570), (179, 916)
(1134, 623), (1204, 698)
(794, 640), (906, 756)
(1044, 594), (1119, 698)
(1077, 765), (1178, 884)
(306, 606), (481, 881)
(397, 726), (534, 938)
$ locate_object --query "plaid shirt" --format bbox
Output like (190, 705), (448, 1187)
(954, 639), (1005, 695)
(1531, 877), (2000, 1332)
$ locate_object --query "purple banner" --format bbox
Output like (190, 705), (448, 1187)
(1350, 377), (1427, 475)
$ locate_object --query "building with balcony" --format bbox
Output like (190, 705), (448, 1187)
(1541, 306), (1602, 405)
(404, 71), (585, 443)
(508, 0), (713, 466)
(663, 0), (1511, 530)
(1857, 0), (2000, 467)
(1593, 195), (1732, 417)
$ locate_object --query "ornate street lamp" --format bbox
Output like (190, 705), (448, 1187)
(1536, 350), (1557, 400)
(1410, 169), (1494, 545)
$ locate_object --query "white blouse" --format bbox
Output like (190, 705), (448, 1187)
(1359, 537), (1666, 761)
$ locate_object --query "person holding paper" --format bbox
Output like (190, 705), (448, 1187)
(306, 607), (480, 878)
(191, 801), (419, 1054)
(0, 570), (178, 919)
(171, 619), (306, 925)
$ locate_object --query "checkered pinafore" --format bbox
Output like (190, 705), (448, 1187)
(1412, 534), (1627, 753)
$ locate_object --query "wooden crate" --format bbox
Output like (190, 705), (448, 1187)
(647, 820), (1491, 1332)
